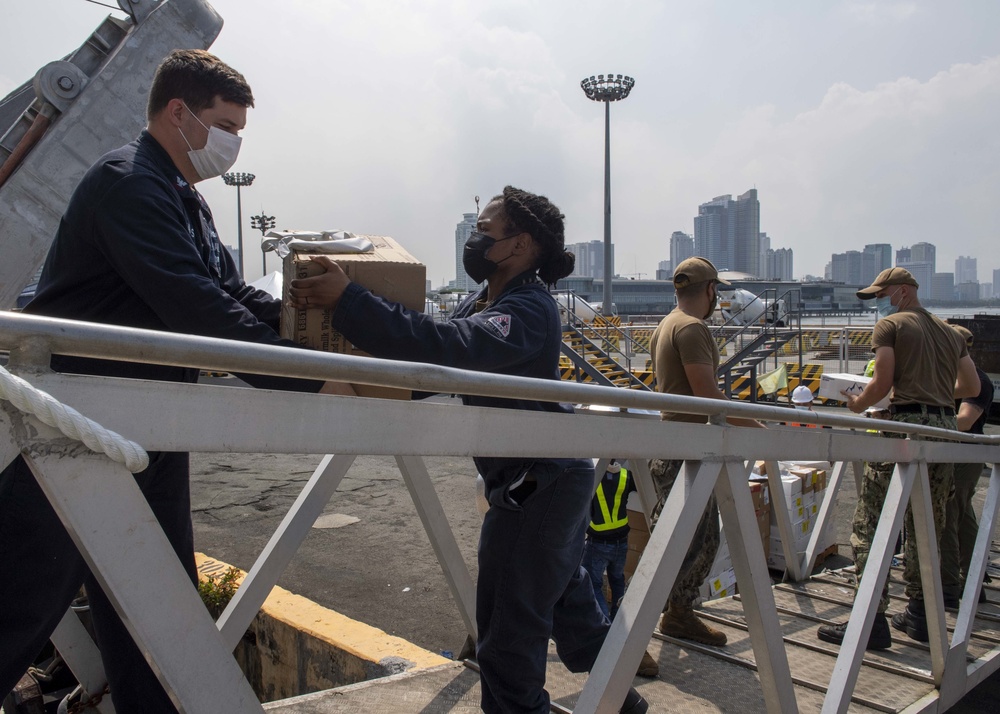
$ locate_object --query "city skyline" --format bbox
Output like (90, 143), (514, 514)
(4, 3), (998, 288)
(827, 241), (999, 301)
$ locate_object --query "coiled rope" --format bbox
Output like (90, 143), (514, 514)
(0, 364), (149, 473)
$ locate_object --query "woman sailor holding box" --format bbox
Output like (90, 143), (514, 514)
(289, 186), (648, 714)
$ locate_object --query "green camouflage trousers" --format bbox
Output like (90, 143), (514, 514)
(851, 411), (956, 612)
(648, 458), (720, 609)
(941, 461), (986, 599)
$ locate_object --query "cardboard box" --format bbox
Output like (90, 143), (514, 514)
(756, 508), (771, 557)
(628, 528), (650, 553)
(775, 474), (802, 505)
(707, 567), (737, 599)
(627, 509), (650, 535)
(749, 481), (769, 512)
(767, 540), (790, 571)
(788, 467), (817, 495)
(280, 235), (426, 399)
(818, 373), (891, 409)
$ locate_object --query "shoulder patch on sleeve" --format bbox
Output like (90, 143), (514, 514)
(486, 314), (512, 338)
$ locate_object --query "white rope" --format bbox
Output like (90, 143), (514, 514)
(0, 365), (149, 473)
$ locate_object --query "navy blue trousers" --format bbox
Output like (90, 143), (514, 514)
(476, 464), (610, 713)
(0, 451), (195, 713)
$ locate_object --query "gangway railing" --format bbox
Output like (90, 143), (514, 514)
(1, 310), (999, 714)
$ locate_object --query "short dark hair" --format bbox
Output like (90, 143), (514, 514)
(491, 186), (574, 286)
(147, 49), (254, 120)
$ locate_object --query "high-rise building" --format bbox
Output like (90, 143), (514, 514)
(830, 250), (872, 285)
(656, 260), (671, 281)
(761, 248), (795, 280)
(759, 232), (770, 278)
(994, 268), (1000, 298)
(454, 213), (478, 291)
(669, 231), (694, 271)
(956, 281), (979, 302)
(956, 256), (977, 285)
(693, 189), (761, 275)
(734, 189), (760, 276)
(694, 195), (735, 271)
(566, 240), (611, 280)
(932, 273), (955, 302)
(981, 283), (993, 300)
(902, 262), (934, 300)
(910, 242), (936, 274)
(863, 243), (892, 281)
(896, 243), (936, 300)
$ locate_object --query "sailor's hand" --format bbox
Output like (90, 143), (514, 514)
(288, 256), (350, 310)
(841, 389), (864, 414)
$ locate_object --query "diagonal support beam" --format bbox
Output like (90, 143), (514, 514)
(25, 450), (261, 713)
(628, 457), (657, 525)
(908, 460), (948, 683)
(395, 455), (478, 640)
(576, 461), (719, 713)
(940, 463), (1000, 706)
(822, 462), (916, 714)
(719, 460), (797, 713)
(50, 608), (115, 712)
(802, 461), (849, 575)
(217, 453), (357, 650)
(765, 460), (804, 582)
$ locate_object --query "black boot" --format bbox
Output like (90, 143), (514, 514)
(817, 613), (892, 650)
(891, 599), (929, 642)
(620, 687), (649, 714)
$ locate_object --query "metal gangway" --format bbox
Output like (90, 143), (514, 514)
(1, 311), (999, 713)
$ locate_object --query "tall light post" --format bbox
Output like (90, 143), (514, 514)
(221, 172), (255, 277)
(251, 212), (276, 274)
(581, 74), (634, 316)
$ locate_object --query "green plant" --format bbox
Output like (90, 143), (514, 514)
(198, 567), (241, 616)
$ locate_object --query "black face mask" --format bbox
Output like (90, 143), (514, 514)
(463, 231), (516, 284)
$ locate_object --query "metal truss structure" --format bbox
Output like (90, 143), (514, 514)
(1, 311), (998, 713)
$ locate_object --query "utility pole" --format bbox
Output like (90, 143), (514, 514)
(250, 211), (276, 274)
(222, 172), (255, 276)
(581, 74), (634, 315)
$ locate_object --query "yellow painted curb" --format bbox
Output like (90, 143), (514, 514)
(196, 553), (450, 671)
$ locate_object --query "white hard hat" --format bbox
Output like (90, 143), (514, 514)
(791, 386), (814, 404)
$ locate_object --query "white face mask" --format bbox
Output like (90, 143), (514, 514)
(874, 287), (901, 320)
(178, 104), (242, 180)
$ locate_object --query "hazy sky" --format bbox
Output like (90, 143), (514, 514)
(3, 0), (999, 286)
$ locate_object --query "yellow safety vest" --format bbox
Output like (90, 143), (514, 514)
(590, 468), (630, 531)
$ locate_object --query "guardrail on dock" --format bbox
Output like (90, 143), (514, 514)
(1, 311), (998, 713)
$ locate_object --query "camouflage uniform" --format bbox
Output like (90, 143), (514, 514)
(648, 458), (720, 609)
(851, 411), (956, 612)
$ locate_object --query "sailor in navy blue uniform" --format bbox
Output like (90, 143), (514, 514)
(290, 186), (648, 714)
(0, 51), (323, 713)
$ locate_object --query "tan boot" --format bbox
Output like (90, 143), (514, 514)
(636, 649), (659, 677)
(659, 604), (727, 646)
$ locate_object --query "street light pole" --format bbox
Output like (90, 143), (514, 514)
(222, 172), (255, 277)
(581, 74), (634, 316)
(250, 212), (276, 274)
